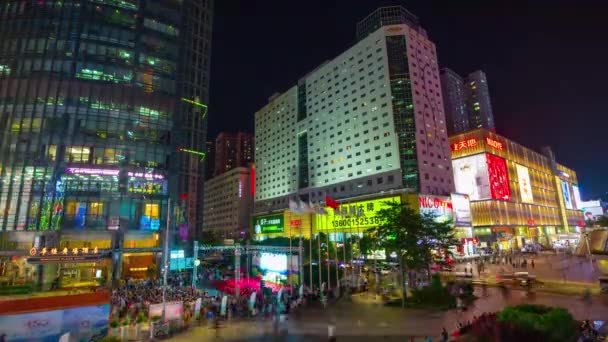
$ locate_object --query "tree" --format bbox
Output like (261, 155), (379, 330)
(595, 215), (608, 228)
(372, 201), (457, 307)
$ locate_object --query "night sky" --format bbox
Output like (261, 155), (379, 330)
(208, 0), (608, 199)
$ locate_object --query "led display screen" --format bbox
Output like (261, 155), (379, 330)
(253, 214), (284, 234)
(259, 253), (288, 273)
(452, 154), (491, 200)
(486, 153), (511, 200)
(516, 164), (533, 203)
(451, 193), (472, 226)
(418, 195), (453, 223)
(561, 180), (573, 209)
(572, 185), (582, 210)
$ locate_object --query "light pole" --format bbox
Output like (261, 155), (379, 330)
(162, 198), (171, 322)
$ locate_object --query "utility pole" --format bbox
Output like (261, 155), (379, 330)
(235, 243), (241, 300)
(192, 240), (199, 288)
(162, 198), (171, 322)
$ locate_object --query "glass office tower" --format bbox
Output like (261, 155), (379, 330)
(0, 0), (212, 288)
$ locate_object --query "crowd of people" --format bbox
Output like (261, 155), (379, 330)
(110, 278), (204, 314)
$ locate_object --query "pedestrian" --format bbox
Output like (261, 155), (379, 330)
(328, 322), (336, 342)
(441, 328), (449, 342)
(531, 260), (535, 268)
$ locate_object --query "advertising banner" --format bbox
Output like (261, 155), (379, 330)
(516, 164), (534, 204)
(561, 180), (573, 210)
(220, 296), (227, 316)
(486, 153), (511, 201)
(321, 196), (400, 230)
(417, 195), (453, 223)
(572, 185), (582, 209)
(148, 302), (183, 320)
(451, 193), (471, 226)
(452, 154), (491, 200)
(0, 304), (110, 342)
(194, 298), (202, 317)
(253, 214), (284, 234)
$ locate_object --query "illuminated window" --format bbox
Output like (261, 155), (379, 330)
(66, 146), (91, 163)
(89, 202), (104, 217)
(66, 201), (78, 216)
(144, 204), (160, 219)
(46, 145), (57, 161)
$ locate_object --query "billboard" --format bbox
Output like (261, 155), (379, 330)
(486, 153), (511, 200)
(561, 180), (573, 209)
(253, 214), (284, 234)
(452, 154), (491, 200)
(259, 253), (288, 273)
(451, 193), (472, 226)
(0, 304), (109, 342)
(417, 195), (453, 223)
(322, 196), (400, 230)
(572, 185), (582, 210)
(516, 164), (533, 203)
(149, 302), (183, 320)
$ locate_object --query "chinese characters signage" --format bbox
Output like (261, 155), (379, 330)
(451, 137), (504, 152)
(452, 138), (477, 152)
(27, 246), (104, 264)
(253, 214), (284, 234)
(321, 196), (401, 230)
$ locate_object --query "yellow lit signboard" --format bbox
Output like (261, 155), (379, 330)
(319, 196), (401, 231)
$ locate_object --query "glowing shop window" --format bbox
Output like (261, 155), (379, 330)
(65, 201), (81, 216)
(89, 202), (104, 216)
(144, 204), (160, 219)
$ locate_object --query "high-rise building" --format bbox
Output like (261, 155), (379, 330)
(465, 70), (495, 131)
(214, 132), (254, 176)
(205, 141), (216, 180)
(440, 68), (469, 135)
(450, 128), (584, 250)
(203, 167), (253, 238)
(254, 6), (454, 214)
(0, 0), (213, 287)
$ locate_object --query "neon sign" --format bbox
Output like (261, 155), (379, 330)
(181, 97), (208, 119)
(178, 148), (206, 161)
(452, 138), (477, 152)
(485, 137), (504, 151)
(67, 168), (118, 176)
(66, 168), (164, 179)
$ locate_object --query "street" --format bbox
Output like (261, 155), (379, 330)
(453, 252), (601, 284)
(168, 287), (608, 341)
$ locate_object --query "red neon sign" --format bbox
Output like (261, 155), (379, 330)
(452, 138), (477, 152)
(486, 137), (504, 151)
(290, 219), (302, 227)
(418, 196), (453, 210)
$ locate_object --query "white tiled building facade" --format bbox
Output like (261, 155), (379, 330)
(254, 7), (454, 212)
(203, 167), (252, 237)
